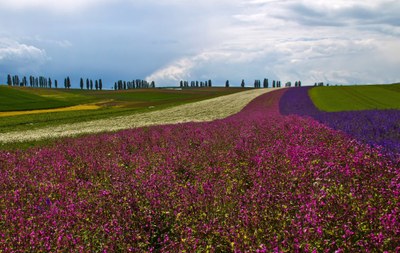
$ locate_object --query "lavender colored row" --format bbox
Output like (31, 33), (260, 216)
(280, 87), (400, 160)
(0, 89), (399, 251)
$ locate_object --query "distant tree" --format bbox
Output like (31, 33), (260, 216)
(263, 78), (268, 88)
(12, 75), (20, 86)
(29, 76), (33, 87)
(225, 80), (230, 87)
(90, 80), (93, 90)
(241, 79), (245, 88)
(99, 79), (103, 90)
(55, 80), (58, 89)
(80, 78), (84, 89)
(114, 82), (117, 90)
(95, 80), (99, 90)
(150, 81), (155, 88)
(86, 79), (90, 90)
(298, 81), (302, 87)
(21, 76), (27, 87)
(208, 80), (212, 87)
(48, 78), (52, 88)
(65, 77), (71, 89)
(7, 74), (12, 86)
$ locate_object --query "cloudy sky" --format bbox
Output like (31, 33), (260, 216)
(0, 0), (399, 88)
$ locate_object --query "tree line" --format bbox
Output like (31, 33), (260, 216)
(179, 80), (212, 88)
(7, 74), (60, 89)
(5, 73), (304, 90)
(5, 74), (156, 91)
(177, 79), (301, 89)
(113, 79), (155, 90)
(224, 78), (301, 88)
(6, 74), (81, 90)
(80, 78), (103, 90)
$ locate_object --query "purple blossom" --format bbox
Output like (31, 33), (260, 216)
(0, 89), (398, 251)
(280, 87), (400, 161)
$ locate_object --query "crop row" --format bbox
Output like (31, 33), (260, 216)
(0, 89), (399, 252)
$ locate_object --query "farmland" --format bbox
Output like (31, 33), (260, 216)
(281, 86), (400, 158)
(0, 86), (80, 111)
(309, 83), (400, 112)
(0, 88), (271, 147)
(0, 85), (399, 252)
(0, 86), (247, 136)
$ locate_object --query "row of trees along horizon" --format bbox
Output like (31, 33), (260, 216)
(225, 79), (302, 88)
(5, 74), (156, 91)
(178, 79), (302, 88)
(5, 74), (303, 90)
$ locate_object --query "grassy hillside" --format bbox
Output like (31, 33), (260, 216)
(309, 84), (400, 112)
(0, 86), (83, 111)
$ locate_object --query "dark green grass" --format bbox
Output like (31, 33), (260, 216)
(0, 86), (83, 111)
(309, 84), (400, 112)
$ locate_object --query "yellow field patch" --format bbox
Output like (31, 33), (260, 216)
(0, 104), (101, 117)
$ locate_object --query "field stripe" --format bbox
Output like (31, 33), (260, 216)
(0, 89), (274, 143)
(0, 104), (101, 117)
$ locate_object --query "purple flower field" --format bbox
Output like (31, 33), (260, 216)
(280, 87), (400, 161)
(1, 89), (399, 252)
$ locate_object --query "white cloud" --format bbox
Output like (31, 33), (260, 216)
(146, 58), (195, 83)
(146, 0), (400, 86)
(0, 0), (399, 86)
(0, 0), (234, 13)
(0, 38), (48, 73)
(0, 0), (120, 13)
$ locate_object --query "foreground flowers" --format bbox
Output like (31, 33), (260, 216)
(1, 89), (399, 252)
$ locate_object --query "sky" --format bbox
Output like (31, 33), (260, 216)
(0, 0), (399, 88)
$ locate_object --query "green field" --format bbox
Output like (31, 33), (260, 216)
(0, 86), (247, 134)
(0, 86), (84, 111)
(309, 84), (400, 112)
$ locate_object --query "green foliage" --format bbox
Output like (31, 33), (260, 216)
(309, 84), (400, 112)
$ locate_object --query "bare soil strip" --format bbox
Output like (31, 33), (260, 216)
(0, 89), (273, 143)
